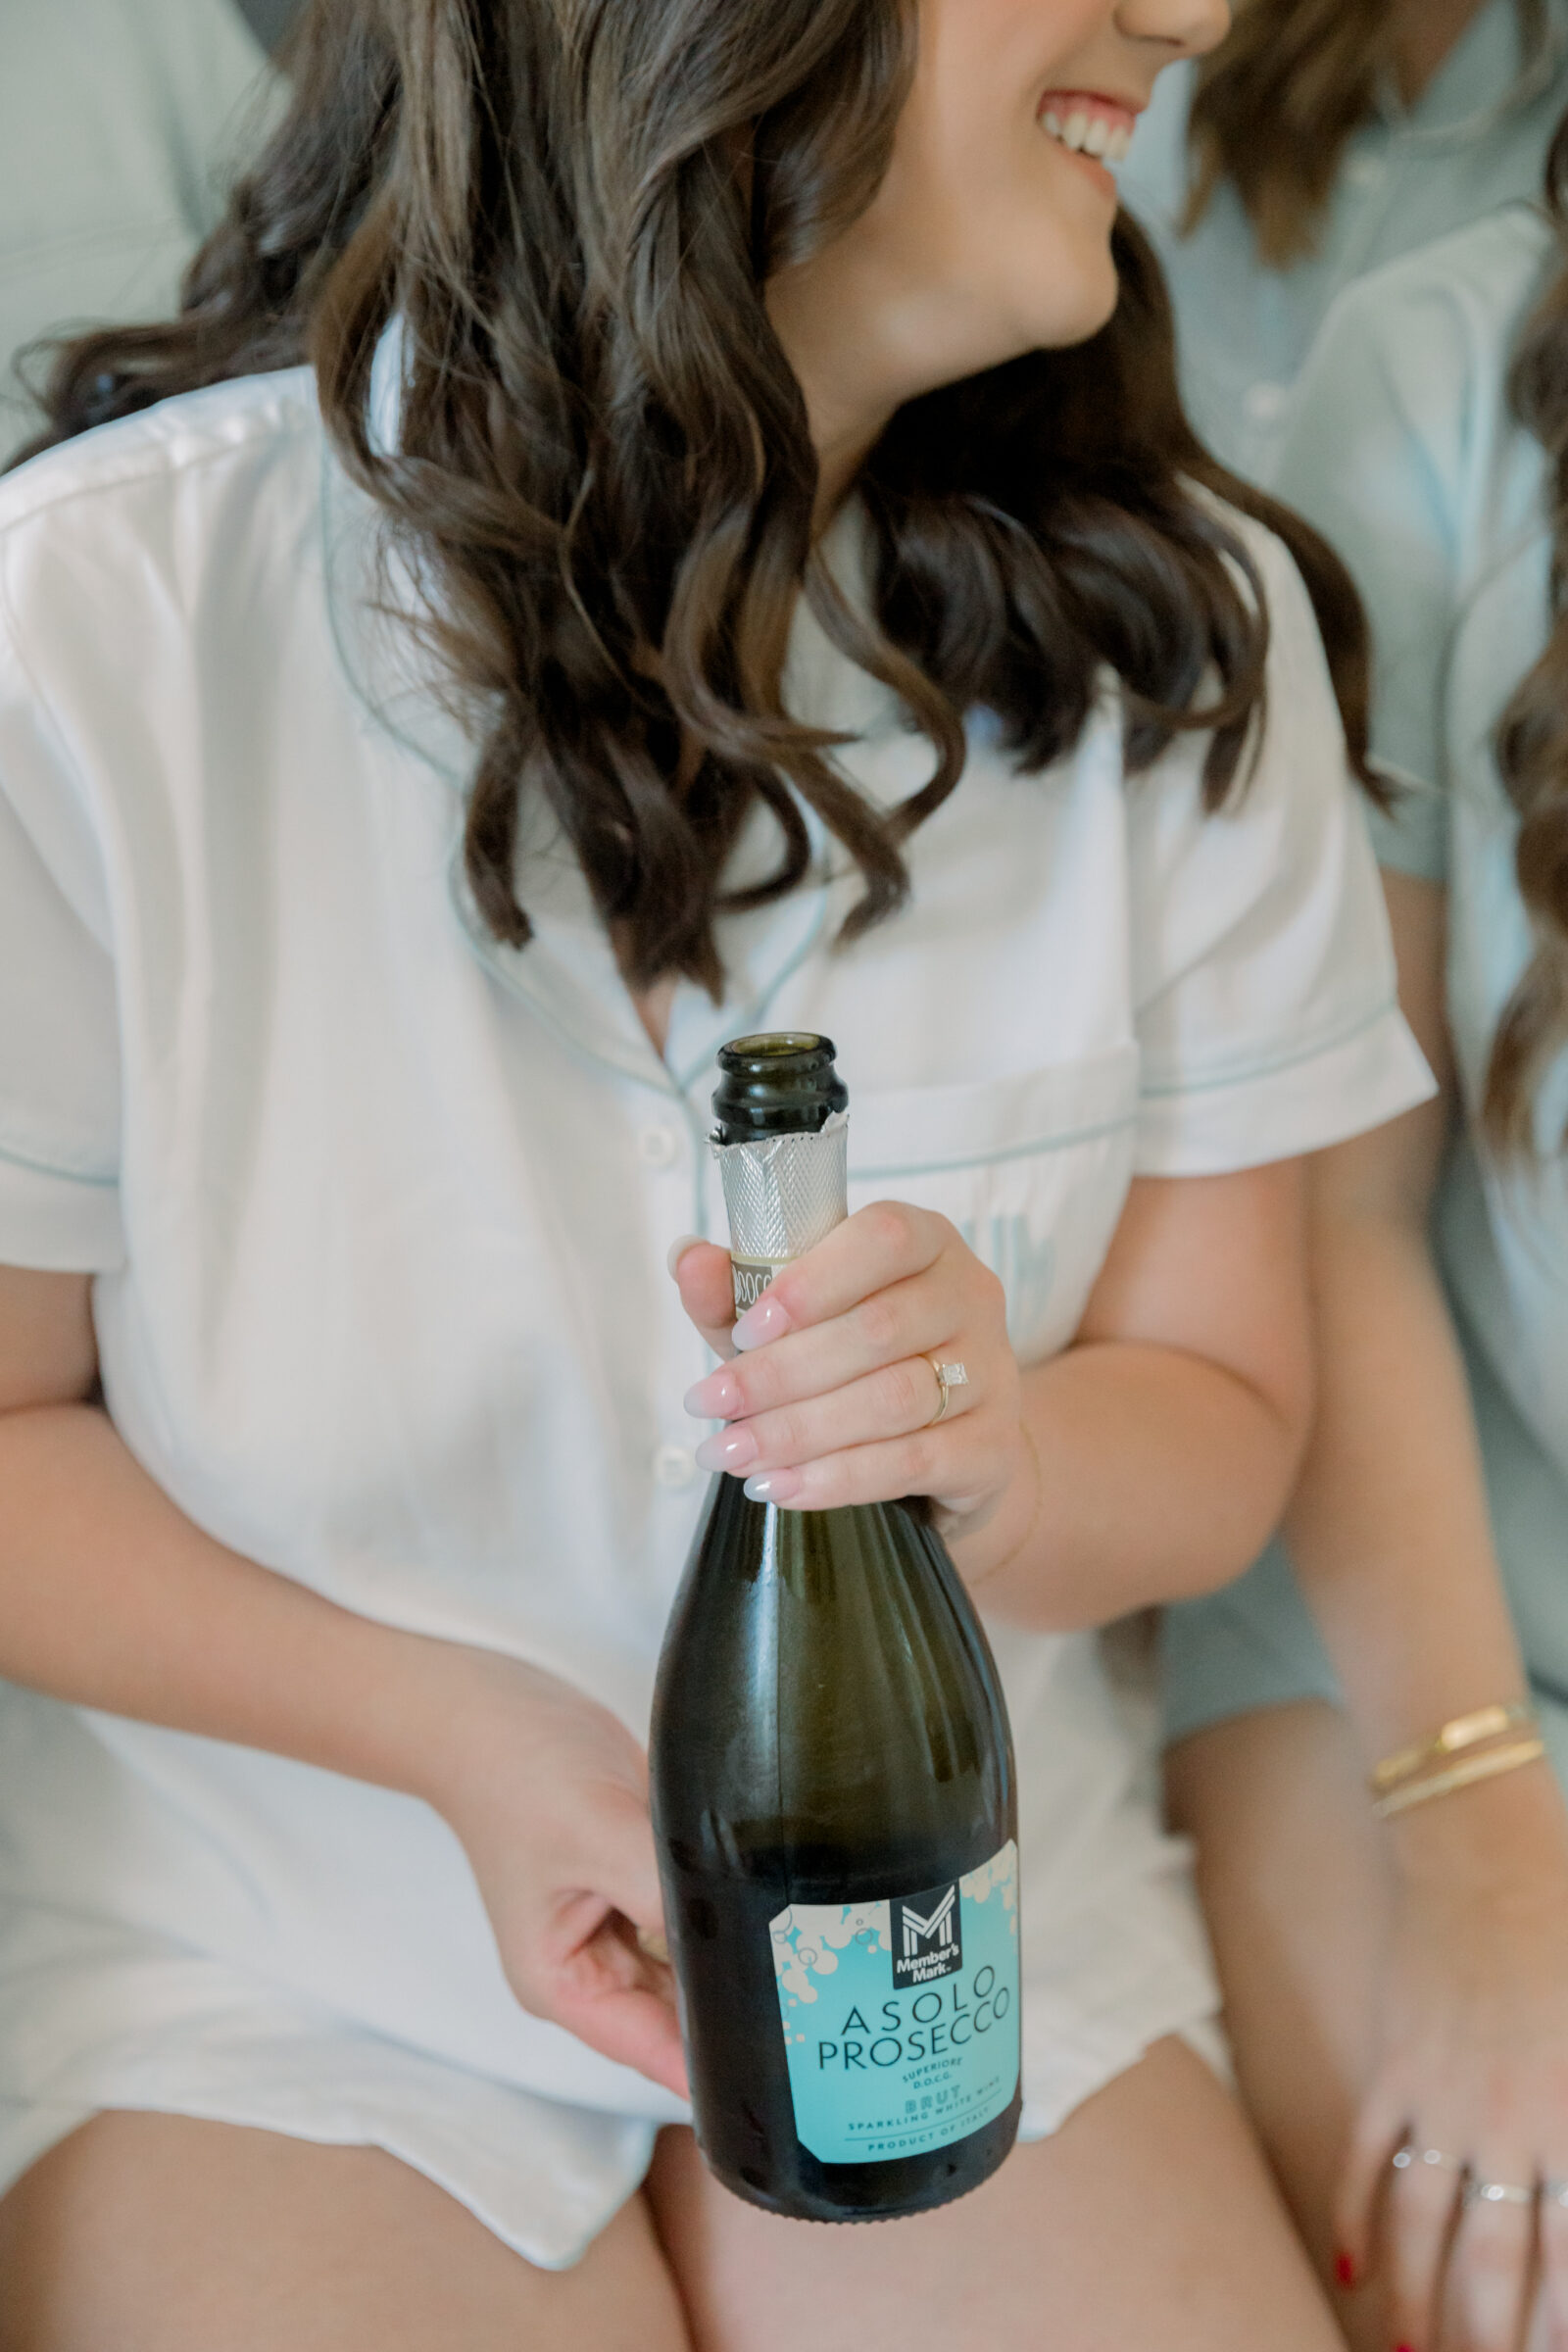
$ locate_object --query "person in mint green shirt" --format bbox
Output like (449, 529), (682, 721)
(1119, 0), (1568, 485)
(1161, 152), (1568, 2351)
(0, 0), (284, 463)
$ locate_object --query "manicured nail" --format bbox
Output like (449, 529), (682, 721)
(695, 1426), (759, 1475)
(1334, 2252), (1356, 2289)
(744, 1469), (803, 1504)
(666, 1234), (705, 1279)
(732, 1296), (791, 1350)
(685, 1369), (741, 1419)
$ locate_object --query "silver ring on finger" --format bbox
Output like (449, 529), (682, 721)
(1393, 2145), (1464, 2174)
(1463, 2177), (1537, 2208)
(925, 1358), (969, 1427)
(1543, 2178), (1568, 2208)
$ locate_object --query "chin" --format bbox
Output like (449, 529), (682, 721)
(1025, 255), (1121, 354)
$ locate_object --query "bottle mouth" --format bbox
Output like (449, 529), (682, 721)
(712, 1032), (849, 1144)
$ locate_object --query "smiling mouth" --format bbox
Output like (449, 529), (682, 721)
(1039, 94), (1138, 166)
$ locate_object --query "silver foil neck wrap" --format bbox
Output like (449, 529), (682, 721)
(715, 1112), (850, 1282)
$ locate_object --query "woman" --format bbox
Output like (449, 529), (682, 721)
(1118, 0), (1568, 483)
(0, 0), (1431, 2341)
(0, 0), (283, 464)
(1164, 135), (1568, 2352)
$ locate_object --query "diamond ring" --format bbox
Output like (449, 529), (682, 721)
(1463, 2178), (1536, 2208)
(926, 1359), (970, 1426)
(1393, 2147), (1463, 2174)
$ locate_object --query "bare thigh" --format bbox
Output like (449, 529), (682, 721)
(648, 2034), (1347, 2352)
(0, 2112), (692, 2352)
(1166, 1699), (1395, 2351)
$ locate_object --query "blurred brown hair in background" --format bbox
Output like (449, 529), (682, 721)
(1185, 0), (1548, 264)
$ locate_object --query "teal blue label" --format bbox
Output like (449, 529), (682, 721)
(769, 1840), (1019, 2166)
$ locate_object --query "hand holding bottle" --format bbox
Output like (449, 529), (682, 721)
(672, 1201), (1030, 1547)
(430, 1650), (688, 2098)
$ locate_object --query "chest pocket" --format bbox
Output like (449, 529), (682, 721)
(845, 1047), (1140, 1365)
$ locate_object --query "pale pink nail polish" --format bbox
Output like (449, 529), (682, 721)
(744, 1469), (803, 1504)
(685, 1369), (740, 1419)
(666, 1233), (705, 1279)
(732, 1295), (791, 1350)
(696, 1426), (759, 1475)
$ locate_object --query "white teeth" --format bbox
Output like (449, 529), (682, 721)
(1042, 107), (1135, 166)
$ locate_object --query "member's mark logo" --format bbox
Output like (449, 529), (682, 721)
(891, 1882), (962, 1986)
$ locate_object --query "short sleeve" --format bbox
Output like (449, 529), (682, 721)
(1272, 274), (1469, 883)
(1130, 518), (1434, 1177)
(0, 608), (124, 1271)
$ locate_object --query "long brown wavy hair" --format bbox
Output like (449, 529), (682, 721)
(1490, 116), (1568, 1150)
(1185, 0), (1548, 269)
(20, 0), (1373, 994)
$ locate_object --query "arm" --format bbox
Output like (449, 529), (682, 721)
(1279, 874), (1568, 2348)
(675, 1150), (1313, 1633)
(1002, 1155), (1312, 1627)
(1284, 872), (1557, 1824)
(0, 1267), (684, 2092)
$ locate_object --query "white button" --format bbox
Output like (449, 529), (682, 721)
(638, 1125), (680, 1170)
(1243, 380), (1290, 426)
(1344, 153), (1386, 190)
(654, 1443), (698, 1490)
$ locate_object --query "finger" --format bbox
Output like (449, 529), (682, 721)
(1335, 2099), (1405, 2292)
(729, 1201), (956, 1349)
(549, 1917), (690, 2099)
(1386, 2153), (1465, 2352)
(670, 1237), (740, 1358)
(532, 1838), (689, 2101)
(687, 1261), (972, 1419)
(740, 1422), (1009, 1515)
(1447, 2180), (1537, 2352)
(695, 1353), (974, 1482)
(1538, 2185), (1568, 2348)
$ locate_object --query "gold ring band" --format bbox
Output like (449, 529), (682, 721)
(926, 1358), (970, 1427)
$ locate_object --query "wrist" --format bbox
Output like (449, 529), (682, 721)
(1389, 1749), (1568, 1903)
(349, 1626), (522, 1823)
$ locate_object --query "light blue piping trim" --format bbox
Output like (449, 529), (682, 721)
(0, 1135), (118, 1188)
(851, 1111), (1135, 1184)
(1138, 996), (1404, 1102)
(449, 862), (684, 1105)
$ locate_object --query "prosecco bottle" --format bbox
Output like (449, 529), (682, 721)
(650, 1032), (1020, 2224)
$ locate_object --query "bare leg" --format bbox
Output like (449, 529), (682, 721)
(648, 2034), (1348, 2352)
(0, 2112), (692, 2352)
(1166, 1699), (1395, 2351)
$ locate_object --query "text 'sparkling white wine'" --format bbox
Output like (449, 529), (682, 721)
(651, 1033), (1020, 2223)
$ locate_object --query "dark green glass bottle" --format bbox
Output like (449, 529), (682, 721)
(651, 1033), (1020, 2224)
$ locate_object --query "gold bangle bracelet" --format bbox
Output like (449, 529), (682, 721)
(1372, 1699), (1539, 1797)
(1373, 1736), (1547, 1820)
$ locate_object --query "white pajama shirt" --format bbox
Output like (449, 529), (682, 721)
(0, 366), (1429, 2263)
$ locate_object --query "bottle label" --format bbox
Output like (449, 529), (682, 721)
(768, 1840), (1019, 2167)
